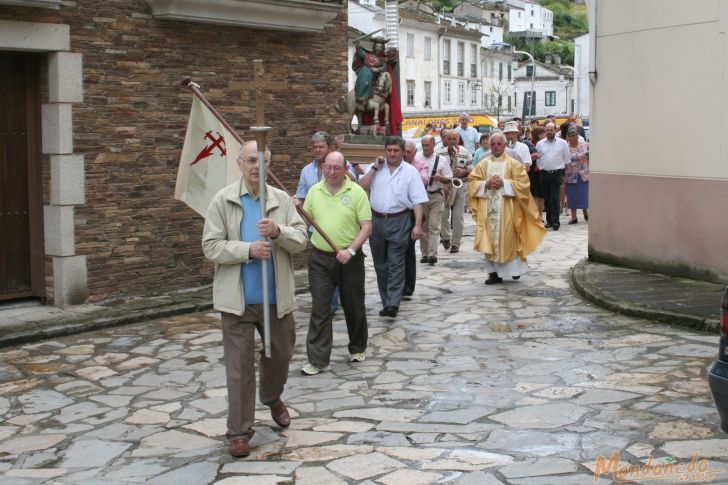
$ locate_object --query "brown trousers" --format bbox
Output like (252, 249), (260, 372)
(221, 305), (296, 438)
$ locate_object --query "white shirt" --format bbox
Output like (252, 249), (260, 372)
(368, 161), (429, 213)
(508, 140), (532, 167)
(416, 151), (453, 192)
(455, 126), (480, 154)
(536, 136), (570, 171)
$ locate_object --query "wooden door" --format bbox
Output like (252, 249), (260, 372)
(0, 52), (44, 300)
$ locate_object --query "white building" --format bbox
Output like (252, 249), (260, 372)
(507, 0), (553, 40)
(481, 48), (516, 121)
(573, 32), (589, 118)
(513, 60), (572, 118)
(438, 17), (486, 114)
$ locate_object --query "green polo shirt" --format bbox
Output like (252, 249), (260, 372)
(303, 178), (372, 252)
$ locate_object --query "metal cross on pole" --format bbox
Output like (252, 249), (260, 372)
(249, 60), (273, 359)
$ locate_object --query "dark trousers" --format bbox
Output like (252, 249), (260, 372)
(404, 211), (416, 294)
(370, 213), (412, 309)
(540, 169), (564, 226)
(221, 306), (295, 438)
(306, 250), (368, 367)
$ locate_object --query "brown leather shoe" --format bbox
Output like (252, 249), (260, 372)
(270, 400), (291, 428)
(229, 437), (250, 458)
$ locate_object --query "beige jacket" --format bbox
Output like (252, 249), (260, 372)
(202, 178), (308, 318)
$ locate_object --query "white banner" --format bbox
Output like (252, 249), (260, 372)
(175, 96), (242, 217)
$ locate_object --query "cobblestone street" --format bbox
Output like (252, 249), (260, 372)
(1, 220), (726, 484)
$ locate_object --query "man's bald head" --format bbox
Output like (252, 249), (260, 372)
(404, 139), (417, 162)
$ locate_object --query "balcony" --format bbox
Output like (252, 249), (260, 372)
(0, 0), (60, 7)
(143, 0), (342, 33)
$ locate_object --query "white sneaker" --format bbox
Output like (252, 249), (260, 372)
(301, 363), (330, 376)
(350, 352), (366, 363)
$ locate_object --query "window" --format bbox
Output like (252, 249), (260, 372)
(507, 64), (512, 81)
(407, 80), (415, 107)
(530, 23), (534, 29)
(457, 82), (465, 104)
(470, 84), (478, 105)
(444, 81), (451, 104)
(457, 42), (464, 76)
(518, 11), (521, 17)
(490, 59), (495, 77)
(507, 95), (511, 111)
(443, 40), (450, 75)
(514, 92), (518, 107)
(424, 36), (432, 61)
(526, 64), (535, 77)
(545, 90), (556, 106)
(407, 33), (414, 58)
(470, 44), (477, 78)
(498, 62), (503, 80)
(424, 81), (432, 107)
(524, 91), (536, 115)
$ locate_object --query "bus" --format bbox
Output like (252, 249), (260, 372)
(402, 114), (497, 138)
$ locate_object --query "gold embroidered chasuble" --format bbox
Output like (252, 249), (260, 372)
(467, 154), (546, 263)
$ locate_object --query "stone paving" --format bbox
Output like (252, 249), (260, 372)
(1, 220), (727, 484)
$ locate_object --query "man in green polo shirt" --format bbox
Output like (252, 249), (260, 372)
(299, 151), (372, 375)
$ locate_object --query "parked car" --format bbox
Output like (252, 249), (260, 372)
(708, 287), (728, 433)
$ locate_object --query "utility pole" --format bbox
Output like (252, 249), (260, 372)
(384, 0), (401, 135)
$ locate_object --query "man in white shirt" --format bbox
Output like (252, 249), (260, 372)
(536, 122), (570, 231)
(358, 137), (428, 318)
(439, 130), (473, 254)
(455, 112), (480, 155)
(416, 135), (453, 265)
(503, 121), (532, 169)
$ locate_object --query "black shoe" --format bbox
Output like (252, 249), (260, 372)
(568, 219), (578, 225)
(428, 256), (437, 266)
(584, 215), (589, 221)
(420, 257), (428, 263)
(442, 239), (450, 250)
(449, 245), (459, 253)
(485, 272), (503, 285)
(512, 275), (521, 280)
(553, 224), (560, 231)
(379, 306), (398, 317)
(545, 222), (553, 228)
(402, 289), (414, 297)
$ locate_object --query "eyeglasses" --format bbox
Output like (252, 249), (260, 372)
(323, 165), (345, 172)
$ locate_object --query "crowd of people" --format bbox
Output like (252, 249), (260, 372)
(200, 112), (589, 457)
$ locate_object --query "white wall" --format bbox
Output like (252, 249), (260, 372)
(514, 63), (572, 117)
(348, 0), (381, 34)
(574, 33), (589, 117)
(400, 23), (440, 114)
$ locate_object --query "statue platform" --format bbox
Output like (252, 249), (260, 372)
(341, 134), (386, 164)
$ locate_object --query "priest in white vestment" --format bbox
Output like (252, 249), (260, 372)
(467, 131), (546, 284)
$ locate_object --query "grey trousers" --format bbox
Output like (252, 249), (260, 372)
(221, 306), (295, 438)
(369, 213), (412, 309)
(440, 182), (467, 247)
(420, 191), (445, 258)
(306, 250), (368, 367)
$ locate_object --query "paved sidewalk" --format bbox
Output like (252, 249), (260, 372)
(572, 259), (725, 333)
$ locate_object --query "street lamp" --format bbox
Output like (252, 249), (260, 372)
(513, 50), (535, 122)
(560, 64), (578, 116)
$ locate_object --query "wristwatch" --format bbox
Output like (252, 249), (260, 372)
(347, 247), (356, 257)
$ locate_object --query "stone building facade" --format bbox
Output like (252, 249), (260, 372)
(0, 0), (347, 305)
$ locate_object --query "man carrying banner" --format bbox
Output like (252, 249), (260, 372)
(202, 141), (308, 458)
(298, 151), (372, 375)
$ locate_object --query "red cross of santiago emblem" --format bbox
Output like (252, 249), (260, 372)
(191, 131), (227, 166)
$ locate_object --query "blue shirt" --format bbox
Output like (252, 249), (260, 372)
(240, 194), (276, 305)
(295, 159), (356, 199)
